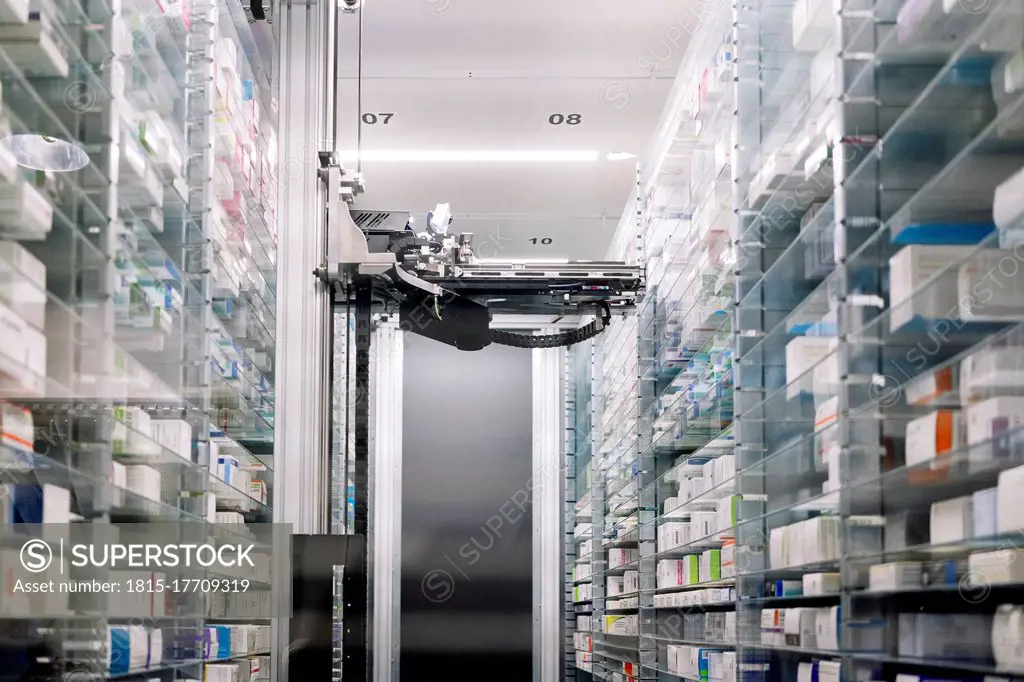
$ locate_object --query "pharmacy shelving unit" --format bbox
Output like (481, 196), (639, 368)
(0, 0), (277, 679)
(585, 316), (638, 681)
(567, 339), (595, 679)
(631, 5), (740, 680)
(733, 1), (1024, 682)
(566, 6), (744, 680)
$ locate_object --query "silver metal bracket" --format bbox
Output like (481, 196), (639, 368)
(320, 155), (442, 297)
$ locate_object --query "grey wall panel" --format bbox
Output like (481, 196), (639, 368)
(400, 337), (533, 682)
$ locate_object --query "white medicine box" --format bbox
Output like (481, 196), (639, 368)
(966, 396), (1024, 453)
(785, 337), (834, 398)
(889, 245), (974, 331)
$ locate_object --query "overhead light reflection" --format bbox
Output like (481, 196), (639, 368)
(338, 150), (600, 162)
(2, 134), (90, 172)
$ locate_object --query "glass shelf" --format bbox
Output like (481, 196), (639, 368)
(0, 0), (278, 678)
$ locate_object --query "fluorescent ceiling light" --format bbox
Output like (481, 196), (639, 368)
(476, 258), (570, 264)
(2, 134), (89, 172)
(338, 150), (600, 162)
(606, 151), (637, 160)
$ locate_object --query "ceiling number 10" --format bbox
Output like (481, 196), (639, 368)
(529, 238), (553, 245)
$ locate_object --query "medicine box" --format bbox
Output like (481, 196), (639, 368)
(998, 464), (1024, 533)
(968, 549), (1024, 586)
(125, 465), (161, 503)
(958, 249), (1024, 320)
(604, 614), (638, 636)
(0, 401), (33, 453)
(906, 410), (962, 469)
(700, 550), (721, 582)
(973, 487), (998, 537)
(0, 240), (46, 330)
(786, 337), (833, 398)
(906, 366), (959, 407)
(792, 0), (832, 51)
(0, 182), (54, 239)
(898, 612), (993, 660)
(966, 397), (1024, 453)
(11, 483), (69, 523)
(802, 572), (841, 596)
(930, 496), (974, 544)
(783, 608), (817, 648)
(960, 349), (1024, 402)
(815, 607), (840, 651)
(151, 419), (192, 462)
(889, 245), (974, 331)
(869, 562), (923, 591)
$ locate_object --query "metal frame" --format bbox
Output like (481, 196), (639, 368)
(533, 336), (565, 682)
(273, 1), (336, 679)
(370, 320), (403, 682)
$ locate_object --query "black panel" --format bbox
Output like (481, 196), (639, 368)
(400, 339), (533, 682)
(289, 535), (365, 682)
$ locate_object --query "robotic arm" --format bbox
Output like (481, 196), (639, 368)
(320, 161), (641, 350)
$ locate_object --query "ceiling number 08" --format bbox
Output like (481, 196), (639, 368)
(548, 113), (582, 125)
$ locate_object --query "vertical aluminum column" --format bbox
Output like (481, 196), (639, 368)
(533, 339), (565, 682)
(371, 321), (403, 682)
(274, 0), (336, 679)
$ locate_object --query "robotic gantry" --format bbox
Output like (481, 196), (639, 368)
(318, 155), (644, 350)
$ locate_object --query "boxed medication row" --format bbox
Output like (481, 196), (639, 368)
(0, 546), (68, 617)
(108, 626), (162, 674)
(0, 181), (53, 241)
(607, 571), (638, 596)
(0, 297), (45, 383)
(2, 481), (70, 523)
(960, 347), (1024, 403)
(112, 406), (156, 456)
(673, 611), (736, 644)
(0, 240), (45, 331)
(203, 624), (271, 659)
(0, 401), (35, 454)
(869, 562), (924, 591)
(993, 604), (1024, 671)
(804, 572), (841, 595)
(899, 612), (992, 660)
(655, 549), (722, 588)
(654, 586), (734, 609)
(603, 614), (638, 636)
(608, 548), (636, 569)
(798, 661), (841, 682)
(769, 516), (882, 568)
(573, 583), (592, 602)
(761, 607), (860, 651)
(666, 645), (735, 682)
(968, 548), (1024, 587)
(573, 632), (592, 652)
(888, 245), (1024, 331)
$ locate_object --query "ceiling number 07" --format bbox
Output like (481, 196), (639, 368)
(362, 113), (394, 124)
(548, 113), (582, 125)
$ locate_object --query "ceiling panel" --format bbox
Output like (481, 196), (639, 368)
(333, 77), (671, 152)
(441, 217), (614, 261)
(352, 162), (637, 215)
(337, 0), (697, 78)
(330, 0), (696, 259)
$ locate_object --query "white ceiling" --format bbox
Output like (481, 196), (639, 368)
(334, 0), (693, 260)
